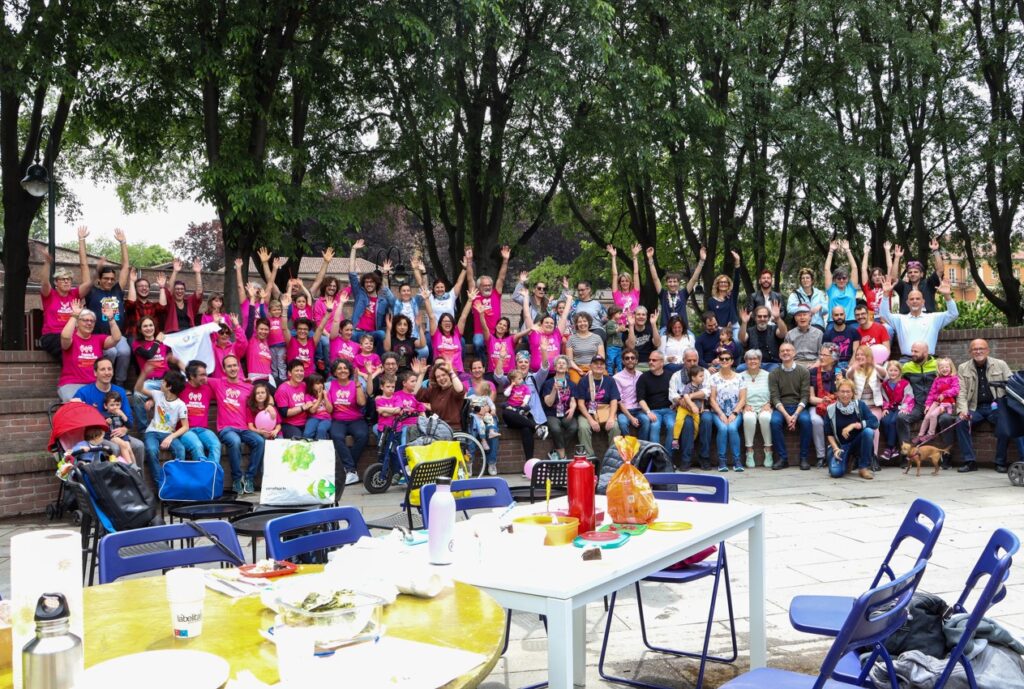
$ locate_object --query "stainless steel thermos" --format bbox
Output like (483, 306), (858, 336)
(21, 592), (82, 689)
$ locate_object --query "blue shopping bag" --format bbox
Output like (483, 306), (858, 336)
(158, 459), (225, 501)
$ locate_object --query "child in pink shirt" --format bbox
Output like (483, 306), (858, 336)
(918, 358), (959, 439)
(302, 373), (332, 439)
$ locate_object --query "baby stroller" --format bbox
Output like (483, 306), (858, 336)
(993, 373), (1024, 487)
(45, 402), (114, 523)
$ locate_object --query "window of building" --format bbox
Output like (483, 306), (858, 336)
(948, 267), (957, 284)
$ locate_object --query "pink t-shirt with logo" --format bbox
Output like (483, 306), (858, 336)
(328, 380), (363, 421)
(392, 389), (425, 428)
(613, 289), (641, 325)
(183, 382), (212, 429)
(305, 392), (332, 421)
(42, 287), (81, 336)
(330, 337), (359, 363)
(246, 338), (273, 378)
(505, 383), (531, 409)
(352, 351), (381, 377)
(287, 337), (316, 376)
(487, 335), (515, 373)
(132, 339), (171, 380)
(356, 295), (378, 331)
(59, 333), (108, 386)
(291, 304), (313, 322)
(312, 296), (340, 325)
(267, 315), (286, 346)
(211, 331), (246, 379)
(528, 330), (561, 372)
(432, 329), (464, 372)
(207, 377), (253, 431)
(275, 381), (309, 427)
(472, 291), (503, 332)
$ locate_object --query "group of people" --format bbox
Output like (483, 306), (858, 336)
(41, 229), (1019, 492)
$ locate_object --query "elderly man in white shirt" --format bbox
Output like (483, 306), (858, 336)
(879, 276), (957, 358)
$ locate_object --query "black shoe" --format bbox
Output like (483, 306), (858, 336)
(699, 458), (711, 470)
(679, 462), (692, 472)
(957, 463), (977, 473)
(941, 453), (952, 470)
(996, 464), (1009, 474)
(871, 458), (881, 472)
(771, 462), (790, 470)
(815, 458), (825, 469)
(799, 459), (811, 471)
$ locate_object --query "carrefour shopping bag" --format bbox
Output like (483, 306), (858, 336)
(261, 438), (336, 505)
(606, 436), (659, 524)
(404, 440), (468, 506)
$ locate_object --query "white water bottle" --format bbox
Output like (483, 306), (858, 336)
(428, 477), (456, 565)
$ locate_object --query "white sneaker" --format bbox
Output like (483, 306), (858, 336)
(535, 425), (549, 439)
(345, 471), (360, 486)
(487, 464), (498, 476)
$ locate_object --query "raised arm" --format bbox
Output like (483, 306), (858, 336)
(464, 248), (476, 290)
(456, 287), (475, 333)
(493, 245), (511, 294)
(842, 240), (860, 289)
(607, 244), (619, 289)
(234, 258), (246, 308)
(860, 239), (871, 288)
(687, 246), (707, 293)
(279, 292), (292, 343)
(521, 289), (536, 332)
(192, 259), (203, 299)
(824, 240), (837, 289)
(295, 277), (312, 303)
(309, 247), (334, 295)
(649, 311), (662, 348)
(157, 274), (167, 307)
(168, 258), (181, 293)
(76, 225), (93, 299)
(884, 241), (894, 275)
(729, 251), (741, 306)
(889, 244), (904, 281)
(60, 298), (84, 350)
(411, 255), (427, 291)
(630, 243), (641, 289)
(420, 288), (435, 336)
(349, 238), (364, 275)
(645, 246), (662, 293)
(451, 258), (468, 296)
(929, 237), (945, 277)
(127, 268), (137, 302)
(114, 228), (130, 289)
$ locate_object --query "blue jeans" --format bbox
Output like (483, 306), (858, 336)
(218, 428), (265, 481)
(316, 335), (331, 367)
(606, 346), (623, 375)
(647, 408), (676, 450)
(180, 427), (221, 463)
(770, 405), (812, 463)
(760, 362), (780, 372)
(281, 424), (304, 439)
(957, 404), (1024, 465)
(330, 419), (369, 472)
(472, 333), (487, 362)
(144, 431), (186, 484)
(679, 410), (714, 465)
(618, 409), (651, 438)
(880, 410), (900, 449)
(303, 417), (332, 440)
(713, 413), (743, 466)
(835, 428), (875, 472)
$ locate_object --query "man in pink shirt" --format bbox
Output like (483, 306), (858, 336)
(467, 245), (511, 361)
(854, 302), (891, 362)
(275, 359), (310, 439)
(612, 348), (651, 439)
(207, 355), (261, 494)
(181, 360), (223, 466)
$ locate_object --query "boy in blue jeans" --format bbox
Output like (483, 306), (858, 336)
(135, 366), (192, 484)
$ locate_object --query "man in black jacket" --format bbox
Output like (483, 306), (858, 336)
(739, 303), (787, 371)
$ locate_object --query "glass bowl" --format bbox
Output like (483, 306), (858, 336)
(275, 588), (386, 651)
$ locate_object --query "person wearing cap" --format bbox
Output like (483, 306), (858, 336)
(824, 239), (861, 322)
(878, 275), (957, 357)
(787, 267), (828, 330)
(745, 268), (782, 314)
(575, 354), (620, 457)
(38, 225), (93, 360)
(889, 239), (944, 314)
(784, 304), (823, 367)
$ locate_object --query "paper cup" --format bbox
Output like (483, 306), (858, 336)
(166, 569), (205, 638)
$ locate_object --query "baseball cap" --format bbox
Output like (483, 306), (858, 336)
(591, 355), (606, 364)
(794, 304), (811, 314)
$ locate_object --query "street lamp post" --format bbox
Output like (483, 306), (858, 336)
(372, 247), (408, 284)
(20, 123), (55, 281)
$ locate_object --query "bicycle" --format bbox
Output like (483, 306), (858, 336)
(363, 412), (416, 494)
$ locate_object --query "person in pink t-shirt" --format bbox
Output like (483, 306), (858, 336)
(328, 300), (360, 364)
(247, 381), (280, 441)
(352, 333), (383, 384)
(39, 226), (92, 360)
(607, 243), (642, 326)
(211, 315), (247, 378)
(200, 294), (226, 325)
(302, 373), (333, 439)
(132, 316), (178, 385)
(327, 359), (369, 485)
(467, 245), (511, 362)
(522, 305), (568, 373)
(207, 354), (261, 494)
(275, 359), (311, 439)
(475, 291), (526, 374)
(181, 360), (223, 465)
(282, 292), (331, 377)
(58, 299), (122, 402)
(245, 318), (274, 382)
(427, 287), (476, 374)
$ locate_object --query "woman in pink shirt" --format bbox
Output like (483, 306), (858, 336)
(200, 294), (225, 325)
(274, 359), (310, 439)
(328, 297), (360, 364)
(282, 292), (331, 377)
(522, 307), (564, 374)
(211, 315), (247, 378)
(58, 299), (121, 401)
(39, 228), (91, 359)
(132, 316), (177, 386)
(327, 359), (369, 487)
(426, 287), (475, 374)
(607, 243), (642, 325)
(244, 319), (274, 382)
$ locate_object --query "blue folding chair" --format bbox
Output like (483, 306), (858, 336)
(420, 477), (513, 528)
(720, 559), (927, 689)
(598, 473), (736, 689)
(98, 520), (244, 584)
(263, 506), (370, 562)
(833, 527), (1020, 688)
(789, 497), (944, 637)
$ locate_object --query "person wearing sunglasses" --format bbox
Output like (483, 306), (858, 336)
(512, 270), (550, 327)
(613, 348), (651, 440)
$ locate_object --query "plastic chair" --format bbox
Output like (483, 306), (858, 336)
(598, 473), (735, 689)
(509, 459), (570, 503)
(420, 477), (513, 528)
(833, 527), (1020, 689)
(719, 559), (927, 689)
(789, 497), (944, 637)
(365, 453), (458, 531)
(263, 506), (370, 562)
(98, 520), (244, 584)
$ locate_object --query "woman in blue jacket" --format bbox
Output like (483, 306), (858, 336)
(348, 239), (395, 353)
(824, 378), (879, 480)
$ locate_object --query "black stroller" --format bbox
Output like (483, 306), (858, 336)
(992, 373), (1024, 486)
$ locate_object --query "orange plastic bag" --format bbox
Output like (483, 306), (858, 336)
(606, 436), (659, 524)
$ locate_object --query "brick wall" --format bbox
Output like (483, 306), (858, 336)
(2, 326), (1021, 517)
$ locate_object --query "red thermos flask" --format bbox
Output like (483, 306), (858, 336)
(568, 445), (596, 533)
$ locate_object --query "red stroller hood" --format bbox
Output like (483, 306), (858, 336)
(48, 402), (108, 452)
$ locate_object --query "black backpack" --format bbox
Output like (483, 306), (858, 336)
(76, 460), (161, 532)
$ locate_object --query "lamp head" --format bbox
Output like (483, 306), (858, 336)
(21, 163), (49, 197)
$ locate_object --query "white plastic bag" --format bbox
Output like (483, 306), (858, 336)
(260, 438), (336, 505)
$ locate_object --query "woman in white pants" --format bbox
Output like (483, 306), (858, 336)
(739, 349), (773, 468)
(848, 344), (886, 470)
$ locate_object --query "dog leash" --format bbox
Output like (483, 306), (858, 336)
(911, 416), (968, 450)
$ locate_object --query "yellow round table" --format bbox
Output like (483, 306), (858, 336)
(5, 567), (506, 688)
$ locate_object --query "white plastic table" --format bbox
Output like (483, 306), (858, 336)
(431, 497), (767, 689)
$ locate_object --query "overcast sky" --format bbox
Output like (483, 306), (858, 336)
(53, 176), (216, 249)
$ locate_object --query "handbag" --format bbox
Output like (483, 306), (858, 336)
(595, 404), (613, 425)
(158, 459), (225, 501)
(815, 367), (836, 417)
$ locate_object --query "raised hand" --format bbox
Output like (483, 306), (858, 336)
(229, 314), (240, 327)
(892, 244), (904, 259)
(839, 239), (850, 251)
(245, 282), (257, 301)
(419, 286), (431, 300)
(233, 257), (243, 270)
(561, 275), (569, 290)
(730, 249), (740, 264)
(938, 278), (952, 296)
(172, 258), (183, 272)
(474, 301), (487, 314)
(191, 259), (202, 272)
(770, 300), (782, 320)
(699, 246), (707, 261)
(606, 244), (617, 257)
(500, 245), (511, 261)
(466, 287), (479, 302)
(71, 298), (84, 315)
(280, 290), (292, 306)
(129, 267), (137, 283)
(257, 247), (271, 263)
(631, 243), (641, 256)
(380, 259), (393, 274)
(884, 240), (892, 253)
(274, 256), (287, 269)
(322, 246), (335, 262)
(738, 307), (750, 324)
(113, 228), (126, 243)
(881, 276), (894, 293)
(353, 238), (365, 251)
(829, 240), (839, 253)
(77, 225), (89, 241)
(650, 310), (659, 326)
(410, 358), (426, 375)
(929, 237), (940, 252)
(646, 246), (655, 259)
(863, 238), (870, 253)
(385, 312), (393, 327)
(519, 270), (530, 283)
(101, 303), (116, 321)
(156, 273), (167, 288)
(464, 247), (473, 260)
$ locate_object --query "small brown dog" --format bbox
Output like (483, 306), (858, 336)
(901, 442), (947, 476)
